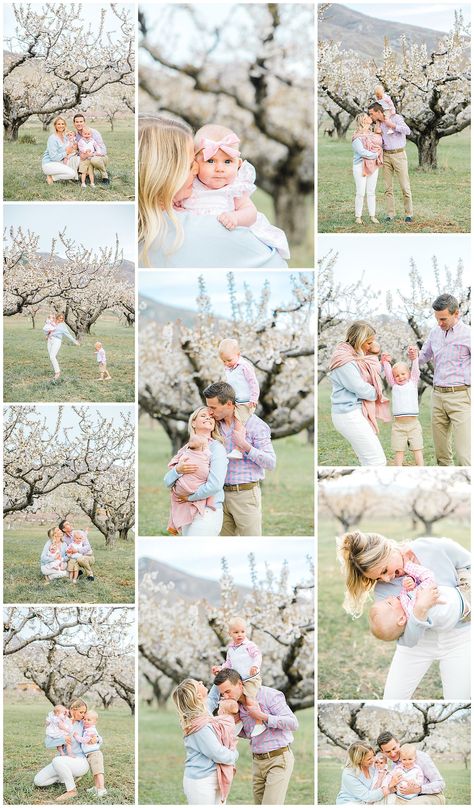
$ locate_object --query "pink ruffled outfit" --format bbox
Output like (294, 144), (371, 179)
(167, 445), (215, 533)
(182, 161), (290, 259)
(329, 342), (391, 434)
(352, 132), (383, 177)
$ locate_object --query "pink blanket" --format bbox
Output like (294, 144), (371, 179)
(184, 714), (237, 801)
(167, 446), (215, 532)
(353, 131), (383, 177)
(330, 342), (391, 434)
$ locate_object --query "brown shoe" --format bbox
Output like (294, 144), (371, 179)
(55, 790), (77, 802)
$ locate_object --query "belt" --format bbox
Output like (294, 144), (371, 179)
(384, 147), (405, 154)
(224, 481), (259, 492)
(434, 385), (470, 393)
(253, 746), (289, 760)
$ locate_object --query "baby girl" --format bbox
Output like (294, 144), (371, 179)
(371, 752), (392, 791)
(218, 337), (259, 459)
(46, 527), (67, 573)
(374, 84), (396, 124)
(45, 705), (73, 756)
(167, 435), (215, 535)
(43, 313), (57, 337)
(181, 123), (290, 259)
(381, 353), (423, 466)
(369, 559), (470, 642)
(391, 744), (424, 801)
(73, 710), (103, 754)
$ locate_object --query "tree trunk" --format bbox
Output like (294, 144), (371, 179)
(105, 530), (117, 548)
(31, 315), (36, 329)
(415, 130), (439, 169)
(4, 120), (22, 141)
(419, 519), (434, 534)
(273, 177), (312, 246)
(118, 527), (130, 541)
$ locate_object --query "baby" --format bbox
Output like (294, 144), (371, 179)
(43, 313), (57, 337)
(381, 353), (423, 466)
(73, 710), (103, 754)
(372, 752), (392, 791)
(95, 341), (112, 381)
(392, 744), (424, 801)
(77, 127), (98, 188)
(45, 705), (73, 756)
(167, 435), (215, 535)
(218, 337), (259, 459)
(369, 559), (471, 643)
(374, 84), (396, 127)
(212, 617), (265, 738)
(181, 123), (290, 259)
(46, 527), (67, 572)
(65, 532), (85, 583)
(218, 698), (243, 737)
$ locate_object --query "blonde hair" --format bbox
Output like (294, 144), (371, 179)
(69, 698), (88, 712)
(345, 321), (376, 354)
(336, 531), (398, 617)
(354, 113), (371, 133)
(229, 616), (246, 631)
(392, 361), (409, 374)
(369, 600), (404, 641)
(345, 741), (375, 772)
(53, 116), (67, 133)
(218, 338), (240, 355)
(138, 115), (193, 266)
(53, 704), (66, 714)
(400, 743), (416, 758)
(172, 678), (207, 730)
(188, 406), (224, 445)
(85, 710), (98, 721)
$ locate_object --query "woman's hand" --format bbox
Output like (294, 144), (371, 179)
(176, 460), (198, 474)
(176, 494), (189, 502)
(413, 583), (444, 620)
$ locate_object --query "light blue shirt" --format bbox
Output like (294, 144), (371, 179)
(42, 133), (69, 164)
(40, 539), (67, 566)
(49, 322), (77, 343)
(330, 363), (377, 413)
(183, 724), (238, 780)
(140, 212), (288, 269)
(164, 439), (227, 508)
(375, 537), (471, 647)
(352, 137), (378, 165)
(336, 766), (383, 803)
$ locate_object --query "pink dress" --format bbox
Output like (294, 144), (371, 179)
(167, 446), (215, 532)
(352, 133), (383, 177)
(182, 161), (290, 259)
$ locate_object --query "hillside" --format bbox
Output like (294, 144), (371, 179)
(138, 557), (251, 606)
(138, 294), (229, 328)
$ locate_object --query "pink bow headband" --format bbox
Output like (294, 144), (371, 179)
(199, 133), (241, 161)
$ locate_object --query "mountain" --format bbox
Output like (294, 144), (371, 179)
(138, 557), (251, 606)
(37, 252), (134, 284)
(138, 294), (229, 328)
(320, 4), (446, 59)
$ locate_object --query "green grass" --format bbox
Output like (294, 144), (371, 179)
(3, 697), (134, 804)
(138, 422), (314, 536)
(318, 128), (470, 232)
(3, 314), (135, 403)
(318, 517), (470, 700)
(3, 119), (134, 202)
(139, 703), (314, 804)
(318, 758), (470, 804)
(253, 188), (314, 268)
(318, 377), (437, 466)
(3, 524), (135, 604)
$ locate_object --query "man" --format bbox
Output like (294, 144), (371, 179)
(408, 293), (470, 465)
(377, 731), (445, 804)
(58, 519), (95, 581)
(368, 101), (413, 222)
(72, 112), (110, 185)
(213, 668), (298, 805)
(203, 381), (276, 536)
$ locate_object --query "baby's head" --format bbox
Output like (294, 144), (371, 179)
(218, 698), (239, 717)
(392, 361), (410, 385)
(194, 124), (242, 190)
(95, 342), (102, 351)
(228, 617), (247, 645)
(72, 531), (83, 543)
(369, 596), (407, 642)
(374, 752), (388, 771)
(218, 338), (240, 368)
(82, 127), (92, 139)
(54, 704), (68, 718)
(375, 84), (385, 99)
(187, 434), (208, 452)
(399, 743), (417, 771)
(83, 710), (98, 728)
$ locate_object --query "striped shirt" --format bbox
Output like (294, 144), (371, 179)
(219, 414), (276, 484)
(418, 320), (471, 386)
(380, 114), (411, 149)
(238, 686), (298, 753)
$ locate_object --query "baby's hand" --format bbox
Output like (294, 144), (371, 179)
(249, 402), (257, 410)
(407, 345), (418, 360)
(218, 212), (238, 230)
(211, 665), (222, 675)
(380, 353), (392, 363)
(249, 666), (258, 677)
(402, 576), (416, 591)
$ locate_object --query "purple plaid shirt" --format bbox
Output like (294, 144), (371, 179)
(219, 414), (276, 484)
(380, 114), (411, 149)
(238, 686), (298, 753)
(418, 320), (471, 386)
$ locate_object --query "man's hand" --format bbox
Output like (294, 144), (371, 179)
(176, 494), (189, 502)
(398, 782), (421, 796)
(402, 576), (416, 591)
(246, 704), (268, 722)
(384, 117), (396, 129)
(218, 212), (238, 230)
(407, 345), (418, 360)
(211, 665), (221, 675)
(232, 420), (251, 452)
(249, 666), (258, 677)
(176, 460), (198, 474)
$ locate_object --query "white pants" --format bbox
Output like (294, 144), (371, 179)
(48, 336), (62, 374)
(383, 625), (470, 699)
(183, 772), (222, 805)
(34, 755), (89, 793)
(332, 408), (386, 466)
(40, 563), (67, 580)
(181, 506), (224, 536)
(42, 155), (80, 181)
(353, 162), (379, 217)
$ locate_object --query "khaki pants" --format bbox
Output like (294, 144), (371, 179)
(77, 554), (95, 576)
(383, 150), (413, 216)
(252, 748), (294, 805)
(90, 154), (109, 177)
(235, 403), (252, 425)
(87, 750), (104, 776)
(221, 485), (262, 536)
(242, 673), (262, 700)
(432, 389), (470, 465)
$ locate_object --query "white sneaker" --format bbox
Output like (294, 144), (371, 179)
(251, 724), (266, 737)
(227, 449), (243, 459)
(234, 720), (243, 735)
(86, 787), (97, 795)
(96, 788), (108, 798)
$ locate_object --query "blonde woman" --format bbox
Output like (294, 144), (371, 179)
(336, 741), (400, 803)
(138, 115), (287, 269)
(328, 321), (388, 466)
(40, 526), (68, 582)
(337, 531), (471, 699)
(351, 112), (383, 224)
(41, 117), (80, 184)
(172, 678), (238, 805)
(164, 407), (228, 536)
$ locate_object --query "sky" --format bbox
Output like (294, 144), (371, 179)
(6, 404), (134, 439)
(319, 467), (470, 493)
(4, 204), (135, 261)
(318, 234), (470, 298)
(346, 2), (471, 32)
(3, 3), (133, 44)
(138, 538), (314, 587)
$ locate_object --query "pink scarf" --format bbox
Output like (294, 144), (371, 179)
(353, 131), (383, 177)
(330, 342), (391, 433)
(184, 714), (237, 801)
